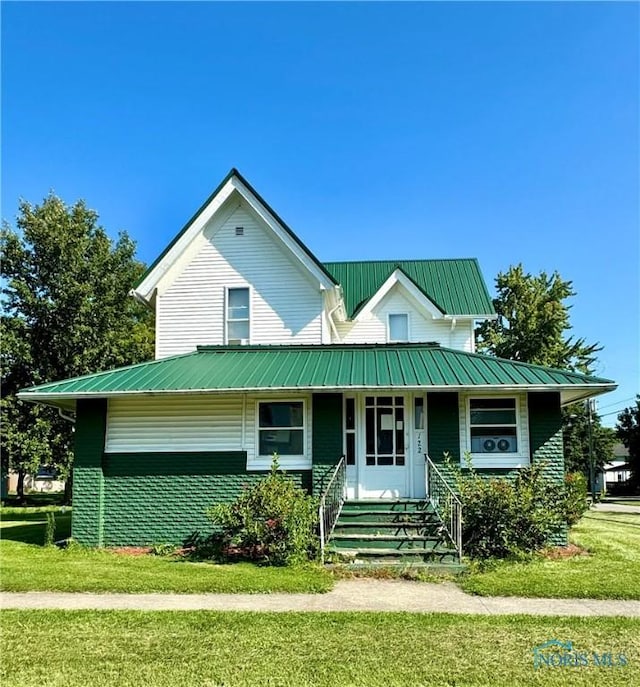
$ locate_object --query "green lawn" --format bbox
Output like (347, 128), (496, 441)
(0, 507), (332, 594)
(2, 491), (65, 507)
(461, 512), (640, 599)
(1, 611), (638, 686)
(3, 507), (639, 599)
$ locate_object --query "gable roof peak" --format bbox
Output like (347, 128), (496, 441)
(323, 259), (495, 318)
(132, 168), (337, 305)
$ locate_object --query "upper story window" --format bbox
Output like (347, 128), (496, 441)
(388, 313), (409, 342)
(469, 398), (518, 454)
(226, 287), (250, 344)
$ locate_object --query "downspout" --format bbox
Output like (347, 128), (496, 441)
(58, 408), (76, 424)
(128, 288), (154, 310)
(449, 317), (457, 348)
(327, 303), (342, 343)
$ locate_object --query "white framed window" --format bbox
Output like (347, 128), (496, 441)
(469, 397), (518, 454)
(257, 400), (305, 459)
(463, 395), (532, 469)
(226, 287), (250, 344)
(388, 313), (409, 342)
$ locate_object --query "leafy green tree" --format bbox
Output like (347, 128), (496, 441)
(563, 403), (616, 480)
(617, 396), (640, 487)
(476, 264), (600, 373)
(1, 194), (154, 502)
(477, 264), (606, 481)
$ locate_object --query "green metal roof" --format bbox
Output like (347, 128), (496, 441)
(19, 345), (614, 405)
(323, 259), (495, 317)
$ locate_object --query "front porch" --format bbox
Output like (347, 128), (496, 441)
(328, 498), (462, 566)
(319, 453), (463, 566)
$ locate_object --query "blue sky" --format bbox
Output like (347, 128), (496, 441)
(2, 2), (638, 425)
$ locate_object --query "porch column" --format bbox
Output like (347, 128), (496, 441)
(311, 393), (343, 496)
(72, 398), (107, 546)
(528, 391), (567, 545)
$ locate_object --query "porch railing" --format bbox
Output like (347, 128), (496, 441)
(318, 456), (346, 564)
(425, 454), (462, 558)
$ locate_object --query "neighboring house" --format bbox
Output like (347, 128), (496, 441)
(18, 169), (616, 552)
(604, 462), (632, 485)
(6, 467), (65, 495)
(604, 443), (632, 487)
(595, 444), (632, 494)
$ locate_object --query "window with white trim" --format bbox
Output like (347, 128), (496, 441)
(226, 287), (250, 344)
(388, 313), (409, 342)
(469, 398), (518, 455)
(258, 401), (305, 458)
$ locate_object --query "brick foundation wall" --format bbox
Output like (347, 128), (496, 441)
(101, 452), (310, 545)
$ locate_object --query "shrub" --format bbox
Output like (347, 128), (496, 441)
(207, 455), (319, 566)
(150, 543), (180, 557)
(452, 457), (566, 559)
(563, 472), (589, 526)
(44, 512), (56, 547)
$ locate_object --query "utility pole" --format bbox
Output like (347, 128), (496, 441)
(587, 399), (596, 501)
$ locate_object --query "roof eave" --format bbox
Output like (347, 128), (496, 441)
(19, 382), (617, 405)
(443, 313), (498, 321)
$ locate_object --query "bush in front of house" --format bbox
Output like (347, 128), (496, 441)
(563, 471), (589, 526)
(206, 456), (319, 566)
(453, 458), (567, 559)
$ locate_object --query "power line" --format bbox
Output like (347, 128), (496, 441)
(600, 408), (630, 419)
(597, 396), (636, 411)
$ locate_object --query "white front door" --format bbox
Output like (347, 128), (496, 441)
(359, 395), (409, 498)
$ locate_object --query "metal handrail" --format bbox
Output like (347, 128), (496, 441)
(425, 454), (462, 558)
(318, 455), (346, 563)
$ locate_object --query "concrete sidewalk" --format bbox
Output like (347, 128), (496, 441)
(593, 502), (640, 514)
(2, 580), (639, 616)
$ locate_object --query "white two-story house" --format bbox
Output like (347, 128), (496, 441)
(20, 169), (616, 551)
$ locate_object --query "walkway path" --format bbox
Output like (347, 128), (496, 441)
(2, 580), (639, 616)
(593, 502), (640, 514)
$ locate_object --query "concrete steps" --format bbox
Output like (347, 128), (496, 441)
(327, 499), (459, 565)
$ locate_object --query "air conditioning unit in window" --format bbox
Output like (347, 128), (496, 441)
(471, 436), (517, 453)
(228, 339), (249, 345)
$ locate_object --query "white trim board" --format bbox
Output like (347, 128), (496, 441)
(354, 269), (445, 321)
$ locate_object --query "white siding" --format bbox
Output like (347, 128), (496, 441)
(451, 320), (475, 352)
(105, 396), (243, 453)
(335, 285), (474, 351)
(458, 392), (530, 468)
(156, 201), (323, 358)
(105, 393), (313, 470)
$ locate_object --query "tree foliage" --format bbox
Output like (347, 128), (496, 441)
(563, 403), (616, 480)
(476, 264), (600, 373)
(617, 396), (640, 487)
(1, 194), (154, 500)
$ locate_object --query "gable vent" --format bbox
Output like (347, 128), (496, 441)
(235, 226), (244, 236)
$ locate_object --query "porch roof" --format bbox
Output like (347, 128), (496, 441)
(18, 343), (615, 410)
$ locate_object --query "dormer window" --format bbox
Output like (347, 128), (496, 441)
(226, 287), (250, 344)
(388, 313), (409, 342)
